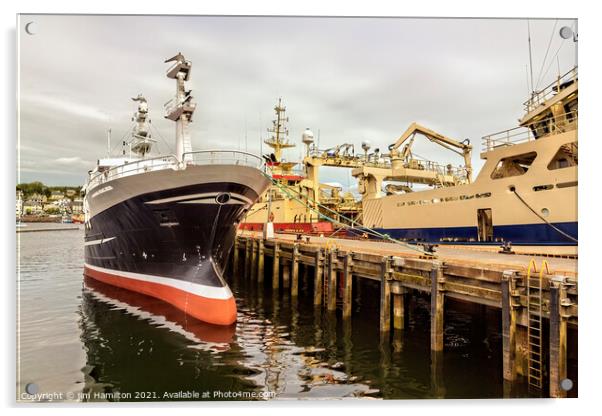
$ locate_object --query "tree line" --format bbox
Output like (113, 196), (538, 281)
(16, 182), (82, 199)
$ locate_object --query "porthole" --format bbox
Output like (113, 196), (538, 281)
(541, 208), (550, 217)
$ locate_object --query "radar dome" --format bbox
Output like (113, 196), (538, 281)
(302, 128), (315, 145)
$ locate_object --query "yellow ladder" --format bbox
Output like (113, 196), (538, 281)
(526, 259), (548, 390)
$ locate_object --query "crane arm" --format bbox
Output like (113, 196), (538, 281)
(389, 122), (473, 183)
(389, 122), (471, 153)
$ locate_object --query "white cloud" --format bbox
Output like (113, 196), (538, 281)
(18, 15), (577, 185)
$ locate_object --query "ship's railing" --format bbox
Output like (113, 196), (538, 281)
(183, 150), (265, 170)
(523, 67), (578, 113)
(164, 91), (195, 117)
(87, 155), (180, 191)
(86, 151), (265, 191)
(481, 110), (578, 152)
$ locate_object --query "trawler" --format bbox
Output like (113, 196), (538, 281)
(82, 53), (271, 325)
(354, 68), (578, 245)
(240, 99), (360, 234)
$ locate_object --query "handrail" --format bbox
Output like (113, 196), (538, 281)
(87, 155), (179, 191)
(183, 149), (264, 169)
(523, 67), (578, 112)
(481, 110), (578, 152)
(86, 150), (265, 191)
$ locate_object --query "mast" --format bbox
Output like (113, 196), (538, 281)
(164, 52), (196, 162)
(129, 94), (154, 157)
(264, 98), (294, 162)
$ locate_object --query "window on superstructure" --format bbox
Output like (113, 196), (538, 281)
(548, 142), (578, 170)
(490, 152), (537, 179)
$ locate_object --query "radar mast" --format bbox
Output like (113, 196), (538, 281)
(164, 52), (196, 162)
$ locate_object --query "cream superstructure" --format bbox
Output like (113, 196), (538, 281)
(357, 68), (578, 245)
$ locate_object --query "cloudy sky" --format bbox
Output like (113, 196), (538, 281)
(18, 15), (576, 186)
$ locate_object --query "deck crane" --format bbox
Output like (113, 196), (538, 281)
(388, 122), (473, 183)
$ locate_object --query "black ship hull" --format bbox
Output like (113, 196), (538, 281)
(84, 164), (270, 325)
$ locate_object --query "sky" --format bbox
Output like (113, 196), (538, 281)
(17, 15), (577, 187)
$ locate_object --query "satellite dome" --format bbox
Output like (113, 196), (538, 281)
(302, 128), (315, 145)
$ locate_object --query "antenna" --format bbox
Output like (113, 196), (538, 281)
(244, 117), (248, 153)
(527, 19), (534, 94)
(107, 128), (111, 158)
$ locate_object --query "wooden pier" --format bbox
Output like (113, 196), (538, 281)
(232, 233), (578, 398)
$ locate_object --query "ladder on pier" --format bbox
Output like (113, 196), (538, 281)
(526, 260), (547, 390)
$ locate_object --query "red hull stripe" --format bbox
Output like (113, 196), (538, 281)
(83, 264), (237, 326)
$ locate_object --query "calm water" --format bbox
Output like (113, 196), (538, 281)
(17, 226), (533, 402)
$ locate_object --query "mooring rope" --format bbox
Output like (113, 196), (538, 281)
(511, 188), (578, 243)
(261, 172), (433, 255)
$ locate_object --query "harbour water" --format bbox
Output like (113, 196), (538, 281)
(17, 226), (537, 401)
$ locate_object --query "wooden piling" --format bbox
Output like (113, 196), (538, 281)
(257, 238), (264, 284)
(233, 238), (239, 276)
(549, 277), (569, 398)
(380, 257), (392, 332)
(282, 261), (291, 288)
(393, 289), (405, 330)
(342, 252), (353, 319)
(430, 261), (445, 351)
(502, 270), (519, 382)
(291, 243), (299, 297)
(314, 249), (324, 306)
(245, 238), (252, 278)
(250, 239), (257, 280)
(272, 242), (280, 289)
(327, 249), (337, 311)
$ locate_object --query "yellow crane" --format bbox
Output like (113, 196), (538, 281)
(388, 122), (473, 183)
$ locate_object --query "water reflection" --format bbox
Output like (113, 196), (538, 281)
(18, 228), (538, 401)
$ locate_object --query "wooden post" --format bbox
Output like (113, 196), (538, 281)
(380, 257), (392, 332)
(502, 270), (519, 382)
(314, 249), (324, 306)
(245, 238), (252, 278)
(549, 276), (570, 398)
(257, 238), (264, 284)
(250, 239), (257, 280)
(282, 261), (291, 288)
(291, 243), (299, 297)
(327, 249), (337, 311)
(393, 289), (405, 330)
(342, 252), (353, 319)
(272, 242), (280, 289)
(430, 261), (445, 352)
(233, 238), (239, 276)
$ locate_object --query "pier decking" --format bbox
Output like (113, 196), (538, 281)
(233, 232), (578, 398)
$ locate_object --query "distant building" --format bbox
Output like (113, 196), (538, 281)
(28, 193), (46, 204)
(16, 190), (23, 217)
(23, 199), (43, 215)
(65, 189), (77, 197)
(57, 198), (72, 210)
(49, 191), (65, 201)
(43, 202), (60, 213)
(71, 198), (84, 214)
